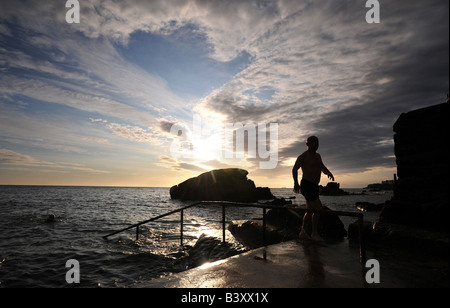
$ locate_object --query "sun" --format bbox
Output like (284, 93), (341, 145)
(191, 134), (222, 162)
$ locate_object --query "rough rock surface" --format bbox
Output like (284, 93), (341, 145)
(228, 206), (347, 249)
(380, 102), (449, 232)
(170, 168), (275, 203)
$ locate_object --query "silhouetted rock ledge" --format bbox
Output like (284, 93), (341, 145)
(228, 206), (347, 249)
(176, 234), (245, 269)
(347, 221), (449, 257)
(381, 102), (449, 232)
(170, 168), (275, 203)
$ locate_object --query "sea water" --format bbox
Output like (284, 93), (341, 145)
(0, 186), (392, 288)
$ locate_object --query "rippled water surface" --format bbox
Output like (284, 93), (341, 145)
(0, 186), (391, 287)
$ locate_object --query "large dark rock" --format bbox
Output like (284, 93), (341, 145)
(170, 168), (273, 203)
(380, 102), (449, 232)
(182, 234), (244, 268)
(228, 206), (347, 249)
(320, 182), (349, 196)
(228, 219), (286, 249)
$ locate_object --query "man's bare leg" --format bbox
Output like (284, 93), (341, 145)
(299, 210), (312, 240)
(310, 198), (324, 242)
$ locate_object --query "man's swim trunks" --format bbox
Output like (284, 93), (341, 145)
(300, 179), (320, 202)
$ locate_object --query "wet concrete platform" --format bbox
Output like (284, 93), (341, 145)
(138, 240), (368, 288)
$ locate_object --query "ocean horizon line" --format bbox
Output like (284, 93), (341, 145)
(0, 184), (369, 190)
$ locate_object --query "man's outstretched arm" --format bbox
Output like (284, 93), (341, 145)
(319, 155), (334, 182)
(322, 167), (334, 181)
(319, 155), (334, 181)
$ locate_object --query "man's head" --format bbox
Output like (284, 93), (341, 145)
(306, 136), (319, 151)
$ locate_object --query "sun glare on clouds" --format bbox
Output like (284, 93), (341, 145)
(0, 0), (448, 187)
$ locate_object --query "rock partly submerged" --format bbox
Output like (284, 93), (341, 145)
(319, 182), (349, 196)
(178, 234), (246, 269)
(170, 168), (275, 203)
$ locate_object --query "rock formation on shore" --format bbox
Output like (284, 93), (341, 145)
(169, 168), (275, 203)
(179, 234), (245, 268)
(380, 102), (449, 232)
(228, 206), (347, 249)
(364, 180), (394, 191)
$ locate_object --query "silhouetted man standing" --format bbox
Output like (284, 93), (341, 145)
(292, 136), (334, 241)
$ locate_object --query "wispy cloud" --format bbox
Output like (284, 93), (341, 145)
(0, 149), (110, 174)
(0, 0), (448, 186)
(157, 155), (206, 172)
(193, 0), (449, 177)
(90, 119), (165, 145)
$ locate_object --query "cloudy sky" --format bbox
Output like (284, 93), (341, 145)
(0, 0), (448, 188)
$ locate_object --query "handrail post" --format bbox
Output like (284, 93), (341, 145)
(136, 226), (139, 241)
(262, 207), (267, 247)
(222, 205), (226, 243)
(180, 209), (184, 247)
(262, 207), (267, 260)
(357, 214), (366, 263)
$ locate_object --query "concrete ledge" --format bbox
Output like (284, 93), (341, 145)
(136, 240), (366, 288)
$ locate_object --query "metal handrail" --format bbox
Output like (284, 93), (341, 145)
(102, 201), (366, 262)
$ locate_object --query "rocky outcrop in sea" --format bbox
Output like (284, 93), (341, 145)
(169, 168), (275, 203)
